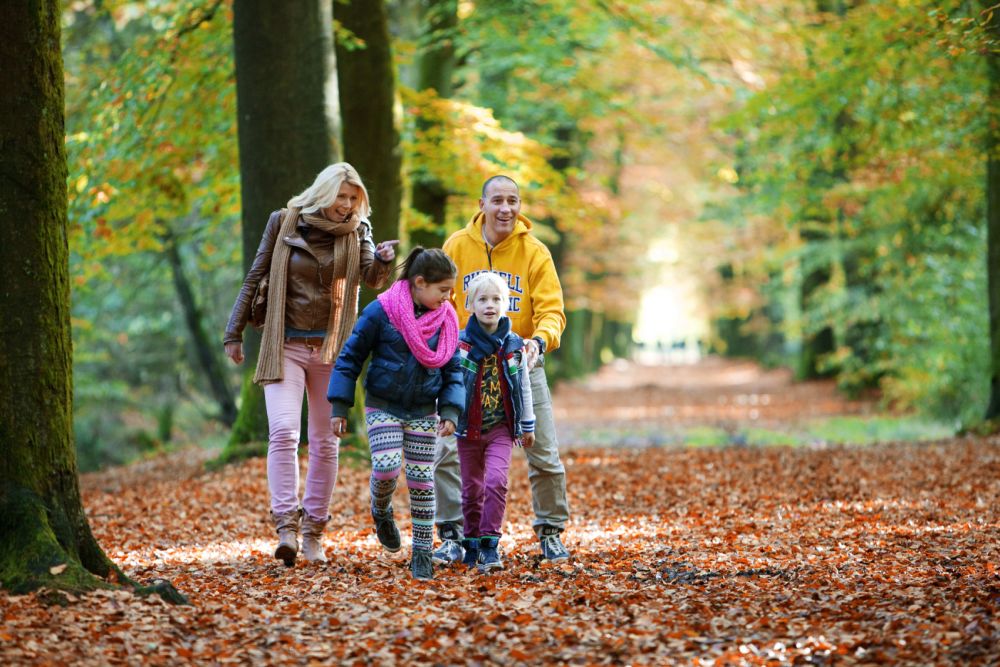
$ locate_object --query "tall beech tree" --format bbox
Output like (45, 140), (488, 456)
(985, 1), (1000, 420)
(408, 0), (458, 246)
(334, 0), (402, 268)
(0, 0), (182, 602)
(223, 0), (335, 456)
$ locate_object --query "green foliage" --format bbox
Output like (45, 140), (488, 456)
(64, 1), (242, 469)
(717, 1), (992, 425)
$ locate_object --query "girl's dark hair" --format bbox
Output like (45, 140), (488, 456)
(399, 246), (457, 285)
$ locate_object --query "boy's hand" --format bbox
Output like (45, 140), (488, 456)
(437, 419), (456, 437)
(330, 417), (348, 438)
(521, 432), (535, 448)
(523, 338), (540, 370)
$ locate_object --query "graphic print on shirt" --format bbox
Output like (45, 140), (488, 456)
(461, 270), (524, 313)
(480, 354), (506, 431)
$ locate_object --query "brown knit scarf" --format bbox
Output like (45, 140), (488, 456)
(253, 207), (362, 385)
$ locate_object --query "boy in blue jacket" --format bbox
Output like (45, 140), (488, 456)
(454, 272), (534, 572)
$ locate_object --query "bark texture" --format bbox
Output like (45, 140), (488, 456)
(409, 0), (458, 247)
(0, 1), (184, 603)
(226, 0), (335, 450)
(334, 0), (403, 272)
(985, 2), (1000, 420)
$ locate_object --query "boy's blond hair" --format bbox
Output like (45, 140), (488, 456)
(467, 272), (510, 315)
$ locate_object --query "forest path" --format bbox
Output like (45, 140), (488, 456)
(553, 356), (875, 447)
(1, 362), (997, 665)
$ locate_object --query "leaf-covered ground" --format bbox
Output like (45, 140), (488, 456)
(2, 360), (998, 665)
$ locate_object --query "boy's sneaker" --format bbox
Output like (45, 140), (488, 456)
(372, 508), (401, 553)
(539, 525), (570, 561)
(431, 523), (464, 565)
(477, 536), (504, 572)
(461, 538), (480, 567)
(411, 549), (434, 580)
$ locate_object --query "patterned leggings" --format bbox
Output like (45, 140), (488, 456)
(365, 408), (437, 551)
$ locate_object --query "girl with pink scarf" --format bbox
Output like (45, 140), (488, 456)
(327, 247), (464, 580)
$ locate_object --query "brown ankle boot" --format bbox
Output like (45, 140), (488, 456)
(271, 508), (301, 566)
(300, 514), (330, 563)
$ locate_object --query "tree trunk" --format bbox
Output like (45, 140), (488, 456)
(409, 0), (458, 247)
(0, 1), (183, 603)
(162, 224), (237, 426)
(985, 1), (1000, 420)
(334, 0), (402, 296)
(224, 0), (335, 454)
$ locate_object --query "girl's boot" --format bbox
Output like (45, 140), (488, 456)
(477, 536), (503, 572)
(411, 549), (434, 580)
(461, 538), (480, 567)
(300, 513), (330, 563)
(271, 508), (302, 567)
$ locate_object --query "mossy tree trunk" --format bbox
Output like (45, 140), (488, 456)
(985, 1), (1000, 421)
(0, 1), (183, 603)
(334, 0), (402, 298)
(409, 0), (458, 248)
(223, 0), (335, 458)
(333, 0), (402, 441)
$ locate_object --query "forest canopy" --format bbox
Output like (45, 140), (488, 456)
(60, 0), (998, 469)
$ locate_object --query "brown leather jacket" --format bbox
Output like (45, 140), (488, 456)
(224, 210), (392, 344)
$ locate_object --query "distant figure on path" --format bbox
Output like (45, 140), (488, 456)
(224, 163), (397, 566)
(327, 247), (464, 580)
(454, 272), (536, 572)
(433, 175), (571, 566)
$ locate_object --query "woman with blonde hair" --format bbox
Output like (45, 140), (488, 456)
(224, 162), (398, 566)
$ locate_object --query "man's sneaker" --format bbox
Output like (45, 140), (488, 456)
(431, 523), (464, 566)
(372, 509), (401, 553)
(477, 536), (504, 572)
(539, 526), (570, 561)
(411, 549), (434, 580)
(461, 538), (480, 567)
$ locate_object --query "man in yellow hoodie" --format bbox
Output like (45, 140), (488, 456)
(432, 175), (571, 564)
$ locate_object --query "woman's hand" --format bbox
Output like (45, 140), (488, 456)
(437, 419), (456, 437)
(225, 342), (244, 364)
(375, 239), (399, 263)
(520, 432), (535, 448)
(330, 417), (348, 438)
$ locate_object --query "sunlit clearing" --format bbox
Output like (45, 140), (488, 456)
(634, 239), (708, 362)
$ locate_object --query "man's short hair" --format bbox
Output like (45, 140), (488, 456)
(481, 175), (519, 198)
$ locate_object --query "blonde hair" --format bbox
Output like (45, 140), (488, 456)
(467, 272), (510, 315)
(287, 162), (371, 218)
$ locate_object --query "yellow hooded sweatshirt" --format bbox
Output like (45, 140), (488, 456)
(443, 212), (566, 352)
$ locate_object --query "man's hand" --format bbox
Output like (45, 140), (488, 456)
(330, 417), (348, 438)
(225, 342), (244, 364)
(520, 432), (535, 448)
(437, 419), (456, 437)
(375, 239), (399, 263)
(523, 338), (541, 370)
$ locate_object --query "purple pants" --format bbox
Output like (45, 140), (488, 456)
(457, 424), (515, 538)
(264, 342), (339, 521)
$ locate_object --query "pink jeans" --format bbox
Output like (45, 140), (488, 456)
(264, 342), (339, 521)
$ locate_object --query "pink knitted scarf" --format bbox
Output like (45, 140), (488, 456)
(377, 279), (459, 368)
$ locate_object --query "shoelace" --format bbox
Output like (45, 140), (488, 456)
(436, 539), (461, 553)
(541, 534), (568, 557)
